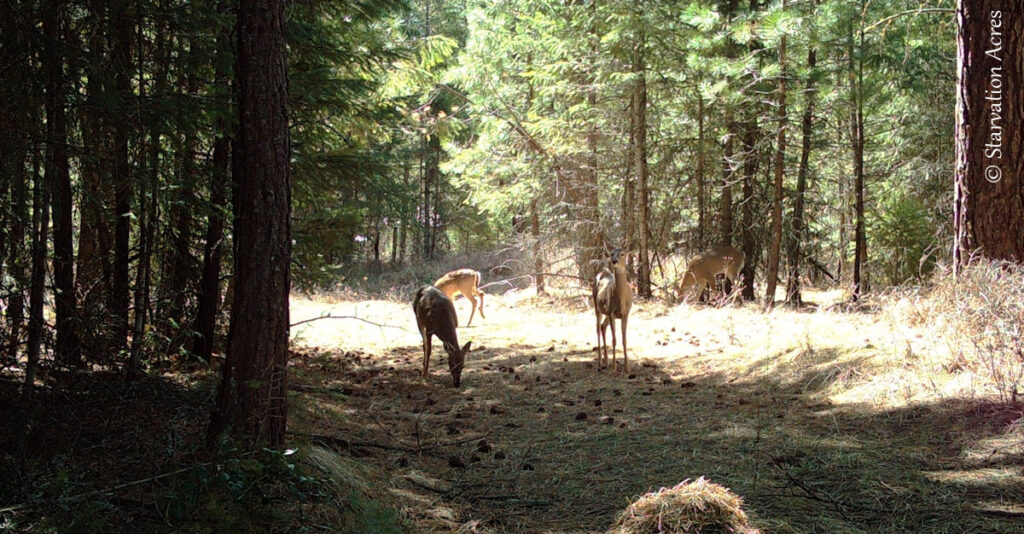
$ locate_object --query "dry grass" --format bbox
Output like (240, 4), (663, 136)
(287, 274), (1024, 533)
(607, 477), (759, 534)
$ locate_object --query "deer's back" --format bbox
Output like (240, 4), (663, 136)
(414, 285), (460, 335)
(689, 245), (744, 278)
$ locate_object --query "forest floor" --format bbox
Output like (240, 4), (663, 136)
(2, 286), (1022, 533)
(286, 288), (1024, 533)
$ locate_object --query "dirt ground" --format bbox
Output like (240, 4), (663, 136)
(287, 290), (1024, 533)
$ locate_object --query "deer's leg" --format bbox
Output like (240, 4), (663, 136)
(609, 316), (618, 371)
(476, 290), (485, 319)
(621, 314), (629, 374)
(466, 294), (476, 327)
(421, 331), (432, 378)
(595, 311), (604, 368)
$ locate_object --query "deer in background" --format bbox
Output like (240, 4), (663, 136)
(413, 285), (471, 387)
(593, 248), (633, 373)
(434, 269), (485, 326)
(678, 245), (745, 303)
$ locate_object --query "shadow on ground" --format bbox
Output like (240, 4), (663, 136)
(287, 341), (1024, 533)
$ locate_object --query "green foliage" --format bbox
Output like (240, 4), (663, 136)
(870, 190), (937, 284)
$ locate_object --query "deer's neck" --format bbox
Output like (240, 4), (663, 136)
(612, 266), (629, 298)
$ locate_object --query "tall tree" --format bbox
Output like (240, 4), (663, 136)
(786, 45), (817, 305)
(954, 0), (1024, 271)
(25, 142), (47, 390)
(764, 0), (788, 307)
(191, 17), (233, 364)
(45, 0), (82, 365)
(110, 0), (133, 350)
(632, 0), (651, 298)
(208, 0), (292, 448)
(848, 5), (867, 300)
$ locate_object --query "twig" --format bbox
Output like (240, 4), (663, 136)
(865, 8), (953, 33)
(289, 314), (408, 331)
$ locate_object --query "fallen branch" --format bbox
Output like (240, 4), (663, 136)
(290, 314), (408, 331)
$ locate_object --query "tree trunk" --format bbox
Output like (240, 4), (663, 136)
(633, 6), (651, 298)
(531, 196), (544, 295)
(127, 21), (167, 375)
(3, 100), (29, 363)
(208, 0), (291, 449)
(422, 135), (437, 260)
(26, 140), (48, 389)
(954, 0), (1024, 271)
(739, 119), (759, 301)
(765, 8), (788, 308)
(390, 225), (398, 264)
(696, 89), (706, 251)
(77, 3), (112, 358)
(190, 18), (231, 364)
(110, 0), (133, 352)
(786, 46), (817, 305)
(720, 109), (736, 247)
(849, 14), (867, 300)
(45, 1), (82, 366)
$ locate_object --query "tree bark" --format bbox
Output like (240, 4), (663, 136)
(45, 1), (82, 366)
(954, 0), (1024, 271)
(848, 13), (867, 300)
(2, 82), (29, 362)
(739, 119), (759, 301)
(208, 0), (291, 449)
(765, 4), (787, 308)
(696, 89), (706, 251)
(786, 46), (817, 305)
(185, 16), (231, 363)
(26, 140), (48, 389)
(110, 0), (133, 351)
(531, 196), (544, 295)
(720, 108), (736, 247)
(77, 1), (113, 358)
(633, 4), (651, 298)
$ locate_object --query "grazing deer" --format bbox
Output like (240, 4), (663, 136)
(678, 245), (745, 303)
(593, 248), (633, 373)
(434, 269), (485, 326)
(413, 285), (471, 387)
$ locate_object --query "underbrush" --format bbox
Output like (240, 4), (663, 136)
(0, 374), (405, 534)
(885, 261), (1024, 402)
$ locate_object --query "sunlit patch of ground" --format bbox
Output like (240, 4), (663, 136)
(287, 290), (1024, 533)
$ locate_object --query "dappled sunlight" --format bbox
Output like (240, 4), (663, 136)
(281, 291), (1024, 532)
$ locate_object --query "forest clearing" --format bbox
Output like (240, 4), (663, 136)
(280, 278), (1024, 532)
(3, 0), (1024, 532)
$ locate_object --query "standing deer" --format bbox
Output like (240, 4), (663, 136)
(678, 245), (745, 303)
(413, 285), (471, 387)
(434, 269), (485, 326)
(593, 248), (633, 373)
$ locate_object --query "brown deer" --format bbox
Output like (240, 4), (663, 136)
(413, 285), (471, 387)
(434, 269), (485, 326)
(593, 248), (633, 373)
(678, 245), (745, 303)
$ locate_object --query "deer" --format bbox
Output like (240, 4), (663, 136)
(413, 285), (471, 387)
(677, 245), (745, 303)
(433, 269), (485, 326)
(593, 248), (633, 373)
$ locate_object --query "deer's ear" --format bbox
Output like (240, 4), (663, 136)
(462, 341), (472, 354)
